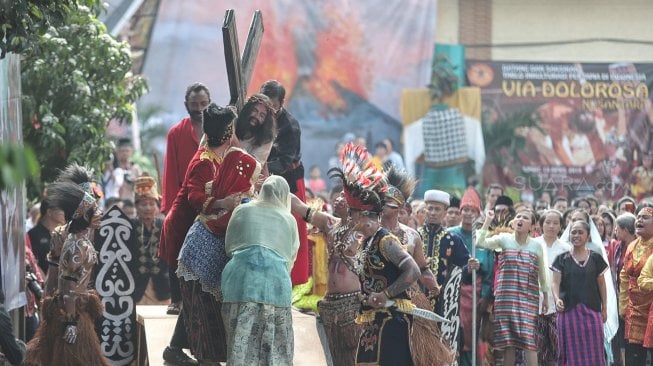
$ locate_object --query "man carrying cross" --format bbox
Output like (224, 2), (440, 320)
(260, 80), (310, 286)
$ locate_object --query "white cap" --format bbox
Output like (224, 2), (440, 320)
(424, 189), (450, 206)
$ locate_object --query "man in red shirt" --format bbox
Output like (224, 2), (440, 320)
(160, 82), (210, 366)
(161, 82), (211, 214)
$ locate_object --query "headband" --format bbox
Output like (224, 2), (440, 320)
(72, 192), (97, 220)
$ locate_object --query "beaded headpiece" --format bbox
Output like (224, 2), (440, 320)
(79, 181), (103, 199)
(72, 191), (98, 220)
(134, 175), (160, 203)
(384, 167), (416, 207)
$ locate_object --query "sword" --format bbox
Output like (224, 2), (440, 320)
(385, 300), (451, 323)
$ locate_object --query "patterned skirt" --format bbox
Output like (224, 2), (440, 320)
(179, 279), (227, 362)
(557, 303), (605, 366)
(318, 292), (362, 366)
(356, 309), (413, 365)
(177, 221), (229, 299)
(222, 302), (294, 366)
(536, 313), (559, 363)
(493, 249), (540, 351)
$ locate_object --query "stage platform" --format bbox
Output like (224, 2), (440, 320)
(135, 305), (328, 366)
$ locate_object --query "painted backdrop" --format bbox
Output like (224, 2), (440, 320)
(140, 0), (437, 182)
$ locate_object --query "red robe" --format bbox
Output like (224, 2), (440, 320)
(161, 117), (200, 214)
(158, 148), (221, 266)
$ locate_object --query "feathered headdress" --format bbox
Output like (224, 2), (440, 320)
(56, 163), (103, 199)
(45, 181), (98, 225)
(328, 143), (387, 214)
(384, 166), (416, 207)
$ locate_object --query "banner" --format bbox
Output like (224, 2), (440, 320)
(467, 61), (653, 199)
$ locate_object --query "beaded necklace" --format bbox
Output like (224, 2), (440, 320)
(356, 227), (382, 279)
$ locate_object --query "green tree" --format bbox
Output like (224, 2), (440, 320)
(0, 143), (39, 190)
(136, 104), (169, 180)
(0, 0), (102, 57)
(21, 5), (148, 199)
(1, 0), (101, 190)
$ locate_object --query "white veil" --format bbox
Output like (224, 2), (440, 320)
(560, 219), (618, 362)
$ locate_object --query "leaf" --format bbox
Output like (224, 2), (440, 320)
(19, 1), (147, 200)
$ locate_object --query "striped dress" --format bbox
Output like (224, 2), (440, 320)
(476, 229), (549, 351)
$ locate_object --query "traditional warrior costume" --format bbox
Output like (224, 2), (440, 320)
(316, 219), (362, 366)
(42, 164), (103, 298)
(384, 167), (454, 366)
(25, 182), (110, 366)
(356, 228), (414, 365)
(331, 143), (419, 365)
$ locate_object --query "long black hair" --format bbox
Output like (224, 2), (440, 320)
(203, 103), (235, 147)
(235, 94), (276, 147)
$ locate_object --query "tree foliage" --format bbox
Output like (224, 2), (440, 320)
(0, 0), (102, 57)
(0, 143), (39, 191)
(21, 5), (148, 199)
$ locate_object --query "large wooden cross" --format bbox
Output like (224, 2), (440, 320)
(222, 9), (264, 112)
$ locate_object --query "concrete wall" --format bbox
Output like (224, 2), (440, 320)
(437, 0), (653, 62)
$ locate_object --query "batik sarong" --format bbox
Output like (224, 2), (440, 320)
(222, 302), (293, 366)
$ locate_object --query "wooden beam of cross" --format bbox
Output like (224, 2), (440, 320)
(222, 9), (264, 112)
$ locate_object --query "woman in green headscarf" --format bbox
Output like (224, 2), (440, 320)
(221, 175), (300, 365)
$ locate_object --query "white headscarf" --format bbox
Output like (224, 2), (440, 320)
(225, 175), (299, 269)
(254, 175), (291, 212)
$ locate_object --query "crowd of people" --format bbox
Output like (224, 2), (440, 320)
(5, 78), (653, 366)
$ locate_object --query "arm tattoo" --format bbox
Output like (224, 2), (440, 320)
(381, 235), (420, 297)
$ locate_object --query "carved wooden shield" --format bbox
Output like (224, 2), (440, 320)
(439, 265), (463, 366)
(94, 206), (136, 365)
